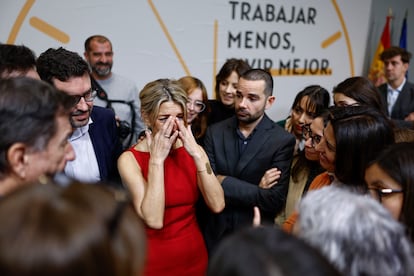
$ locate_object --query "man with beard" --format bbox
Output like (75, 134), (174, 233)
(378, 46), (414, 128)
(203, 69), (295, 254)
(84, 35), (145, 149)
(37, 48), (123, 186)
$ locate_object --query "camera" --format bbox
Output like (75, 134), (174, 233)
(118, 120), (132, 139)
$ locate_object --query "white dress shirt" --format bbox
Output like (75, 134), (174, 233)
(64, 118), (101, 183)
(387, 79), (406, 115)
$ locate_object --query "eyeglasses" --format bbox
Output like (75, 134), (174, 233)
(186, 100), (206, 113)
(72, 88), (97, 105)
(368, 188), (403, 203)
(302, 124), (322, 147)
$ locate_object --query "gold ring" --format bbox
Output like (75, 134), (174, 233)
(164, 134), (170, 138)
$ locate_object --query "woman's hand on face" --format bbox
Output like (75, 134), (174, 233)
(146, 116), (179, 162)
(175, 117), (201, 158)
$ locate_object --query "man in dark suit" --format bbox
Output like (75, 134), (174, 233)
(37, 47), (122, 185)
(203, 69), (295, 253)
(378, 46), (414, 128)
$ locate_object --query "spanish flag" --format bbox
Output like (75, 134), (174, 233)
(368, 10), (392, 86)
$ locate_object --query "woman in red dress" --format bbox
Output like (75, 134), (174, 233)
(118, 79), (225, 276)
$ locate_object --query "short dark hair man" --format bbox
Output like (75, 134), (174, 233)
(378, 46), (414, 127)
(0, 77), (75, 195)
(37, 47), (122, 185)
(84, 35), (145, 148)
(0, 44), (40, 79)
(203, 69), (295, 253)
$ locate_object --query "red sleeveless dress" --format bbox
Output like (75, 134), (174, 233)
(128, 147), (208, 276)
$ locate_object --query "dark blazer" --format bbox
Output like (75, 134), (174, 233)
(89, 106), (123, 185)
(378, 81), (414, 128)
(203, 114), (295, 252)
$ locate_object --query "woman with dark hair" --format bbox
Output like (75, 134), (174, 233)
(208, 226), (341, 276)
(278, 85), (330, 155)
(275, 86), (329, 224)
(332, 76), (386, 114)
(283, 106), (395, 232)
(328, 106), (395, 189)
(208, 58), (251, 125)
(276, 110), (329, 225)
(0, 181), (146, 276)
(365, 142), (414, 241)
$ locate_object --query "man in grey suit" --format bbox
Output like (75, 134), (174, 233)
(203, 69), (295, 253)
(378, 46), (414, 128)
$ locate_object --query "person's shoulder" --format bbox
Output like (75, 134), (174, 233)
(90, 107), (118, 137)
(264, 115), (291, 132)
(208, 115), (235, 130)
(93, 105), (114, 114)
(92, 106), (116, 120)
(263, 117), (295, 143)
(309, 171), (332, 190)
(404, 81), (414, 90)
(377, 83), (387, 92)
(208, 99), (222, 113)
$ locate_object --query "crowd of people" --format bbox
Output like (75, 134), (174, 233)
(1, 37), (414, 276)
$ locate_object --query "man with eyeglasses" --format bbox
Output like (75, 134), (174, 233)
(37, 47), (122, 185)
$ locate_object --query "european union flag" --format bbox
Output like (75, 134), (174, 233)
(399, 11), (407, 49)
(399, 10), (407, 78)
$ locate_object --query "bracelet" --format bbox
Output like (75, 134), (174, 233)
(197, 170), (207, 173)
